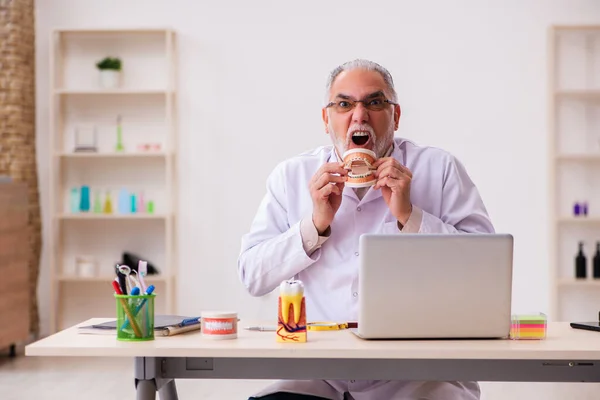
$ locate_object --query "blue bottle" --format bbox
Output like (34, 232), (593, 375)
(79, 185), (90, 212)
(130, 193), (137, 213)
(118, 188), (130, 214)
(70, 188), (80, 213)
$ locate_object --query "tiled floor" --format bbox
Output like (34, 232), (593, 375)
(0, 352), (272, 400)
(3, 352), (600, 400)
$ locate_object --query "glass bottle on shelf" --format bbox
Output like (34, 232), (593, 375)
(118, 188), (129, 214)
(575, 241), (587, 279)
(93, 190), (102, 213)
(79, 185), (90, 212)
(130, 193), (137, 213)
(147, 200), (154, 214)
(137, 191), (145, 214)
(594, 242), (600, 279)
(70, 188), (80, 213)
(103, 190), (113, 214)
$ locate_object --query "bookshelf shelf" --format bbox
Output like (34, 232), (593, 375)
(48, 28), (178, 332)
(54, 28), (172, 34)
(557, 217), (600, 224)
(555, 89), (600, 99)
(57, 152), (168, 159)
(556, 153), (600, 161)
(557, 278), (600, 287)
(54, 89), (172, 95)
(57, 213), (169, 220)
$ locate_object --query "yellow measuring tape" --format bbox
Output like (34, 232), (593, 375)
(306, 322), (357, 331)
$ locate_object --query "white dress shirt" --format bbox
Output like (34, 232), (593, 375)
(238, 137), (494, 400)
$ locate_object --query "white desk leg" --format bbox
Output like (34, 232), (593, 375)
(136, 380), (157, 400)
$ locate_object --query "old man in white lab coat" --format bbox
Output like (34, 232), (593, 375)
(237, 59), (494, 400)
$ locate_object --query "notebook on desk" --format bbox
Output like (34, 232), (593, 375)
(78, 315), (200, 336)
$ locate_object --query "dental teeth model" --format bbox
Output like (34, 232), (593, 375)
(342, 148), (377, 188)
(277, 279), (307, 343)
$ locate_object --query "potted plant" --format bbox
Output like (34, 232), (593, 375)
(96, 57), (122, 88)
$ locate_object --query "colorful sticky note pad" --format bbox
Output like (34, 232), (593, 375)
(510, 313), (547, 340)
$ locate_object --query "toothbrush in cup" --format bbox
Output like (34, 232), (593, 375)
(137, 260), (148, 292)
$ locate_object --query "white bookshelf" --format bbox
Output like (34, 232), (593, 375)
(48, 28), (178, 332)
(549, 25), (600, 322)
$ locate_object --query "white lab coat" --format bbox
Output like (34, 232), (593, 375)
(238, 137), (494, 400)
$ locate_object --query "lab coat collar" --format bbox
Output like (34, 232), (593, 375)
(328, 138), (405, 205)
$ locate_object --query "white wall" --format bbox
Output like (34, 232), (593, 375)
(34, 1), (600, 333)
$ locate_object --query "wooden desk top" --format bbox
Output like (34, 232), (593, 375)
(25, 319), (600, 360)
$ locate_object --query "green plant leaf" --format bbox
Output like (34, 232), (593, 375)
(96, 57), (122, 70)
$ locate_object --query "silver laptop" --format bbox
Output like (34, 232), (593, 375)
(352, 233), (513, 339)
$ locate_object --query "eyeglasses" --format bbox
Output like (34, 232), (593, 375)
(325, 97), (397, 113)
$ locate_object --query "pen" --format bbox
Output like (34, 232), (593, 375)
(134, 285), (154, 314)
(244, 326), (277, 332)
(181, 317), (200, 327)
(129, 286), (141, 331)
(112, 280), (123, 295)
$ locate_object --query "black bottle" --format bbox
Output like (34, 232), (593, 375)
(594, 242), (600, 279)
(576, 241), (587, 279)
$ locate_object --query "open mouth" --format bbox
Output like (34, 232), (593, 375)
(351, 131), (370, 146)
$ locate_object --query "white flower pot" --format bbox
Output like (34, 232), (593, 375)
(99, 70), (121, 89)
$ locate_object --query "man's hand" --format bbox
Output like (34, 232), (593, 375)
(309, 162), (347, 234)
(372, 158), (413, 225)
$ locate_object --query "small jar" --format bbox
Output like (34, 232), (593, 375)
(201, 311), (238, 340)
(76, 256), (96, 277)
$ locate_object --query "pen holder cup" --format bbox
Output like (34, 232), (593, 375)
(115, 294), (155, 341)
(509, 312), (547, 340)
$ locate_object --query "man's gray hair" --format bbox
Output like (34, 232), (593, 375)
(324, 59), (398, 104)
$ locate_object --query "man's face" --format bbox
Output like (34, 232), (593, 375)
(322, 69), (400, 159)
